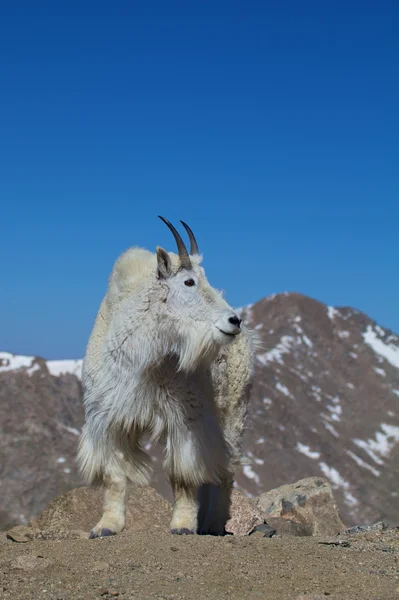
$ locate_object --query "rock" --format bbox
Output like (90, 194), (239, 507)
(30, 485), (172, 535)
(225, 489), (264, 535)
(5, 525), (36, 542)
(256, 476), (346, 537)
(344, 521), (387, 534)
(249, 523), (277, 538)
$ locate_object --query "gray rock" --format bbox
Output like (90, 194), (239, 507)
(344, 521), (387, 534)
(256, 476), (346, 536)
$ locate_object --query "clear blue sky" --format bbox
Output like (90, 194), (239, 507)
(1, 1), (398, 359)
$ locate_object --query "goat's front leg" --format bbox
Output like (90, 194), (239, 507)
(89, 474), (126, 538)
(170, 480), (198, 535)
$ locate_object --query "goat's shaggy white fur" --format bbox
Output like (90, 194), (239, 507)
(77, 240), (257, 537)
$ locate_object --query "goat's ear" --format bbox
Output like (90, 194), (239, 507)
(156, 246), (172, 279)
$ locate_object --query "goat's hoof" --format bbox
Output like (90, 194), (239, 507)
(89, 527), (116, 539)
(199, 529), (227, 536)
(170, 528), (195, 535)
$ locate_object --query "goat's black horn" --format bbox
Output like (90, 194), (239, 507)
(158, 216), (192, 269)
(180, 220), (199, 256)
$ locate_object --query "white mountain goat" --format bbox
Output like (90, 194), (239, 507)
(77, 216), (256, 537)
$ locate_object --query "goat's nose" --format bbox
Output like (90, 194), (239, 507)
(228, 315), (242, 328)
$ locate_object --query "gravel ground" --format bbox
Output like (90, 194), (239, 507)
(0, 527), (398, 599)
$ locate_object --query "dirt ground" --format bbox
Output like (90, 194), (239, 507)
(0, 527), (398, 600)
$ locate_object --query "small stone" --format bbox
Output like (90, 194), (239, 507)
(6, 525), (34, 543)
(319, 539), (350, 547)
(92, 560), (109, 571)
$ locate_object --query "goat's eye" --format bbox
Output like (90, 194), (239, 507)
(184, 278), (195, 287)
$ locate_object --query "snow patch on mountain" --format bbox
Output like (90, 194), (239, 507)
(242, 464), (260, 485)
(324, 422), (340, 438)
(0, 352), (83, 379)
(296, 442), (320, 460)
(353, 423), (399, 466)
(363, 326), (399, 369)
(47, 359), (83, 378)
(374, 367), (386, 377)
(338, 330), (350, 339)
(26, 363), (41, 376)
(276, 381), (292, 398)
(319, 462), (358, 507)
(346, 450), (380, 477)
(0, 352), (35, 372)
(327, 306), (339, 320)
(60, 424), (80, 436)
(326, 397), (342, 422)
(257, 335), (295, 366)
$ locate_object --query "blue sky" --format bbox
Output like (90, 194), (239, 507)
(1, 1), (398, 358)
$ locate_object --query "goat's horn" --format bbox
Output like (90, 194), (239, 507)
(158, 216), (192, 269)
(180, 220), (199, 256)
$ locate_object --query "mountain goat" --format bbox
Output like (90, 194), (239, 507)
(77, 216), (256, 537)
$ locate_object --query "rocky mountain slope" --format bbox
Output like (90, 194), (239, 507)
(1, 292), (399, 529)
(0, 355), (84, 529)
(235, 293), (399, 527)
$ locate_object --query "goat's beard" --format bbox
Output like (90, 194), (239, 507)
(173, 322), (222, 373)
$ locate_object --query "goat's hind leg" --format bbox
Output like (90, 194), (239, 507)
(89, 473), (126, 538)
(197, 474), (233, 536)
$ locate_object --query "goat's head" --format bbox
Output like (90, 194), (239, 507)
(155, 216), (242, 371)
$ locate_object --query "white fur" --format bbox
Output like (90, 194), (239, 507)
(77, 242), (257, 536)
